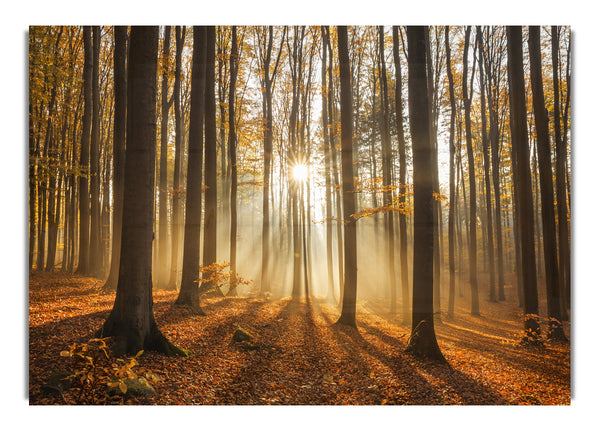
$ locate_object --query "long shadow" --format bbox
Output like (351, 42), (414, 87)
(436, 323), (570, 381)
(317, 305), (510, 405)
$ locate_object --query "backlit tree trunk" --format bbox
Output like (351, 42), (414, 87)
(157, 26), (172, 289)
(462, 26), (480, 316)
(392, 26), (410, 323)
(404, 26), (445, 362)
(201, 26), (218, 293)
(102, 26), (127, 291)
(175, 26), (207, 313)
(507, 25), (541, 343)
(76, 26), (92, 275)
(528, 26), (566, 341)
(335, 26), (358, 327)
(98, 26), (187, 356)
(228, 26), (239, 296)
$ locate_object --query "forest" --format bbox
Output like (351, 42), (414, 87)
(27, 24), (572, 407)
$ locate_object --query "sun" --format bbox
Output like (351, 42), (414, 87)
(292, 163), (309, 182)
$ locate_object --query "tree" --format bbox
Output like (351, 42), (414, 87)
(89, 25), (102, 277)
(256, 26), (286, 294)
(551, 26), (570, 319)
(76, 26), (92, 275)
(201, 26), (218, 292)
(102, 26), (127, 291)
(444, 26), (458, 317)
(527, 26), (567, 341)
(507, 25), (541, 343)
(477, 26), (496, 302)
(175, 26), (207, 313)
(378, 26), (398, 314)
(167, 26), (186, 291)
(392, 26), (410, 323)
(228, 26), (240, 295)
(461, 26), (480, 316)
(97, 26), (187, 356)
(157, 26), (172, 289)
(335, 26), (358, 327)
(404, 26), (446, 362)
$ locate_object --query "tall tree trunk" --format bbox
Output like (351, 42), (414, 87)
(507, 25), (541, 343)
(89, 25), (102, 277)
(76, 26), (93, 275)
(528, 26), (567, 341)
(404, 26), (446, 362)
(201, 26), (219, 293)
(378, 26), (398, 314)
(98, 26), (187, 357)
(392, 26), (410, 323)
(103, 26), (128, 291)
(477, 27), (497, 302)
(228, 26), (239, 296)
(167, 26), (186, 291)
(444, 26), (457, 317)
(157, 26), (172, 289)
(552, 26), (570, 319)
(335, 26), (358, 327)
(175, 26), (207, 313)
(321, 27), (335, 302)
(462, 26), (480, 316)
(484, 27), (506, 301)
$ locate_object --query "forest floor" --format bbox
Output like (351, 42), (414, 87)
(28, 272), (570, 405)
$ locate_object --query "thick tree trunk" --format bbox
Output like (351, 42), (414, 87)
(335, 26), (358, 327)
(507, 26), (541, 343)
(175, 26), (207, 313)
(404, 26), (445, 362)
(528, 26), (567, 341)
(98, 26), (187, 357)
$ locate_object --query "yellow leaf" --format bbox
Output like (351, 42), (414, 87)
(119, 381), (127, 394)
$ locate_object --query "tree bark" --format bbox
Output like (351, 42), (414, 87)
(228, 26), (239, 296)
(98, 26), (187, 356)
(175, 26), (207, 313)
(76, 26), (92, 275)
(167, 26), (186, 291)
(335, 26), (358, 327)
(444, 26), (457, 317)
(462, 26), (480, 316)
(378, 26), (398, 315)
(404, 26), (446, 362)
(89, 25), (102, 277)
(477, 27), (497, 302)
(157, 26), (172, 289)
(507, 26), (541, 343)
(102, 26), (128, 291)
(551, 26), (570, 319)
(528, 26), (567, 341)
(201, 26), (219, 293)
(392, 26), (410, 323)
